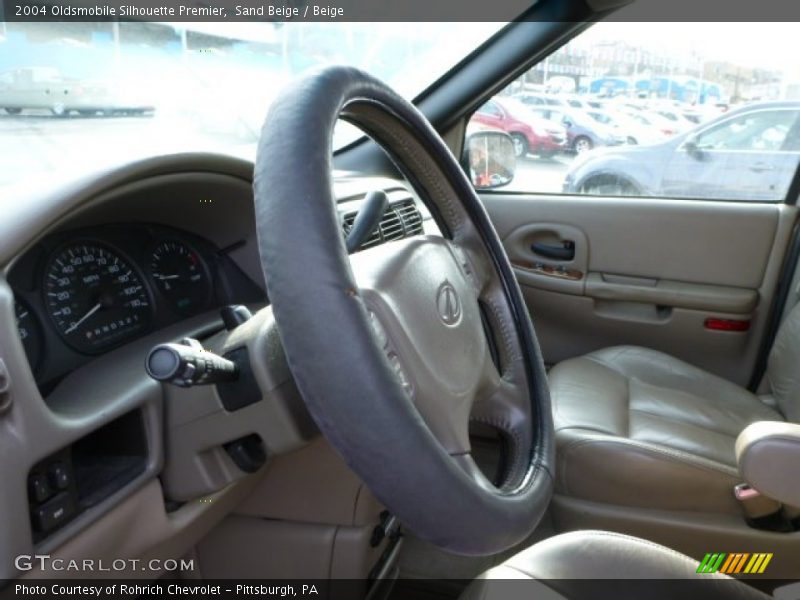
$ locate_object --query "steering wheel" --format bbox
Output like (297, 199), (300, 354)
(253, 66), (554, 556)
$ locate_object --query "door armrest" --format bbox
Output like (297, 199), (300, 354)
(736, 422), (800, 506)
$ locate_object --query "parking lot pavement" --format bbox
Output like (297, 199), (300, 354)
(511, 154), (572, 193)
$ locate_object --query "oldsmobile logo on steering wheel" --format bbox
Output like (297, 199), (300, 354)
(436, 281), (462, 326)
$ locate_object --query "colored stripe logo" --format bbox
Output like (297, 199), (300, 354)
(697, 553), (773, 574)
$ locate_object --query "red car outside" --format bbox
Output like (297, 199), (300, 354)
(472, 96), (567, 158)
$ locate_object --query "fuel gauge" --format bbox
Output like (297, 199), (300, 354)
(150, 240), (212, 314)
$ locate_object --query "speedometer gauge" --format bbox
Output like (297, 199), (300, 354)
(43, 243), (152, 353)
(149, 240), (212, 314)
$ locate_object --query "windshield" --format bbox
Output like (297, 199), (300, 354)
(0, 21), (504, 187)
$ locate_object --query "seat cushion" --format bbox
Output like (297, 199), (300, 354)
(461, 531), (768, 600)
(549, 346), (783, 514)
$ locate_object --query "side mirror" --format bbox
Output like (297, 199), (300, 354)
(563, 119), (573, 128)
(464, 130), (516, 190)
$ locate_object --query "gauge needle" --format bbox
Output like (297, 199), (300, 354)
(156, 274), (180, 280)
(64, 302), (102, 334)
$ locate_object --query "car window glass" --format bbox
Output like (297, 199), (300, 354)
(589, 112), (611, 124)
(783, 124), (800, 152)
(467, 22), (800, 202)
(695, 110), (798, 151)
(0, 22), (506, 188)
(478, 101), (503, 118)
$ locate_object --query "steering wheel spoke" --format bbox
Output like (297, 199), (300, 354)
(449, 238), (494, 298)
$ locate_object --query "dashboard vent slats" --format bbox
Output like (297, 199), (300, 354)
(380, 209), (404, 241)
(395, 199), (424, 236)
(341, 197), (423, 251)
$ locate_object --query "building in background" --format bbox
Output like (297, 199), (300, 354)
(510, 35), (787, 105)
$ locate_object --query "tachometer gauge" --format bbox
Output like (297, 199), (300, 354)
(14, 298), (43, 371)
(149, 240), (212, 314)
(43, 243), (152, 353)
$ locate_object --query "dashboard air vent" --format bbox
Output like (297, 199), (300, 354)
(394, 198), (424, 236)
(341, 197), (424, 251)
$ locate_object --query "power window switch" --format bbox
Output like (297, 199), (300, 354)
(28, 474), (51, 504)
(48, 462), (70, 491)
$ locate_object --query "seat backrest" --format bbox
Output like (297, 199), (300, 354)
(767, 301), (800, 422)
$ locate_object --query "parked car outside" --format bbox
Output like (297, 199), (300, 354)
(563, 101), (800, 201)
(585, 109), (668, 145)
(649, 105), (697, 133)
(472, 97), (567, 158)
(513, 92), (566, 107)
(619, 108), (685, 137)
(527, 105), (627, 153)
(558, 95), (596, 111)
(0, 67), (155, 117)
(682, 103), (729, 124)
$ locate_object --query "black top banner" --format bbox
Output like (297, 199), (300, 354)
(2, 0), (800, 22)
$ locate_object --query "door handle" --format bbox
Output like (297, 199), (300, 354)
(749, 163), (775, 173)
(531, 241), (575, 261)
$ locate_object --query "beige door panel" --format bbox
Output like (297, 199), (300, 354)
(481, 193), (799, 385)
(486, 194), (780, 288)
(524, 287), (752, 382)
(584, 273), (759, 314)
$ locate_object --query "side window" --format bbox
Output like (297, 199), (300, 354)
(694, 110), (798, 152)
(467, 23), (800, 202)
(589, 112), (611, 125)
(477, 101), (502, 118)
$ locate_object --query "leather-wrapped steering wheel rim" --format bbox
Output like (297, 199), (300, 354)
(253, 66), (554, 555)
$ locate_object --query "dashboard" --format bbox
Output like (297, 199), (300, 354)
(0, 153), (428, 581)
(9, 223), (263, 392)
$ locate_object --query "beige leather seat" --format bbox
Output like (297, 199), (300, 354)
(461, 531), (768, 600)
(549, 302), (800, 515)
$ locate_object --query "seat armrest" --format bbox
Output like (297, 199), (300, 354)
(736, 422), (800, 506)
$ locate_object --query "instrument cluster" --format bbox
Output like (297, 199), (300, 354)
(8, 223), (260, 390)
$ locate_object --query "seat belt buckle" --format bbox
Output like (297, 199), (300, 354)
(734, 483), (782, 519)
